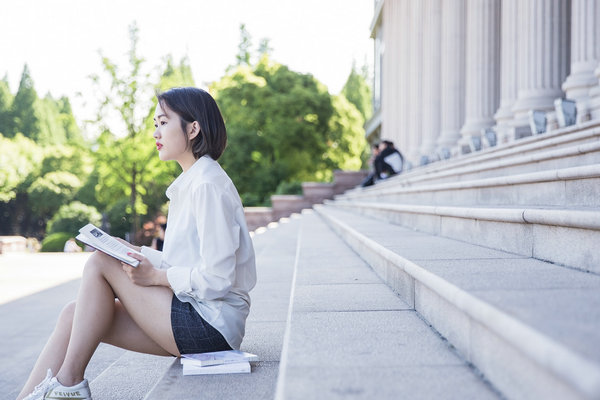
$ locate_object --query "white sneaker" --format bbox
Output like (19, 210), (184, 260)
(43, 377), (92, 400)
(23, 369), (53, 400)
(22, 370), (92, 400)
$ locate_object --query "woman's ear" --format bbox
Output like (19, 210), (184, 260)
(188, 121), (200, 140)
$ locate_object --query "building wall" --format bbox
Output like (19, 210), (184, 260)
(367, 0), (600, 168)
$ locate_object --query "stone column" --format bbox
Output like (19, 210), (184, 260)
(585, 2), (600, 121)
(589, 63), (600, 120)
(562, 0), (600, 122)
(380, 0), (397, 145)
(437, 0), (466, 154)
(511, 0), (570, 134)
(419, 0), (442, 162)
(407, 0), (424, 164)
(493, 0), (519, 144)
(397, 0), (411, 157)
(459, 0), (501, 153)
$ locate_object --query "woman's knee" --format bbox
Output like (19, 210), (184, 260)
(83, 251), (117, 277)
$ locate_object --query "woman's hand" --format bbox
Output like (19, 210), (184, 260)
(115, 237), (141, 253)
(121, 252), (169, 287)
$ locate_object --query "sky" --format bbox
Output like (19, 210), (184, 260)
(1, 0), (374, 126)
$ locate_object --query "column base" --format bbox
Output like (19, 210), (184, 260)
(589, 85), (600, 121)
(436, 129), (462, 150)
(511, 89), (563, 121)
(562, 68), (598, 102)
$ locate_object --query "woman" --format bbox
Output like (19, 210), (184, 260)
(18, 87), (256, 400)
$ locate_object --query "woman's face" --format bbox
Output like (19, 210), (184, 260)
(153, 103), (192, 165)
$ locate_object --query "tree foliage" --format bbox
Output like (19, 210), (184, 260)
(0, 76), (14, 135)
(341, 62), (372, 121)
(90, 25), (196, 238)
(46, 201), (102, 236)
(90, 23), (158, 238)
(212, 54), (366, 205)
(0, 133), (42, 202)
(1, 22), (369, 243)
(27, 171), (82, 219)
(11, 64), (40, 139)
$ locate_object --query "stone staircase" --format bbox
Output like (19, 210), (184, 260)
(310, 120), (600, 399)
(4, 120), (599, 399)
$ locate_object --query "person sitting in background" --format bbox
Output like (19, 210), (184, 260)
(360, 143), (381, 187)
(375, 140), (404, 180)
(151, 223), (166, 251)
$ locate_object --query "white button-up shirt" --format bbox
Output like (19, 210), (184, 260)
(141, 155), (256, 350)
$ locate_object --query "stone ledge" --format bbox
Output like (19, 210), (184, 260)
(315, 205), (600, 400)
(330, 200), (600, 230)
(418, 120), (599, 178)
(341, 164), (600, 200)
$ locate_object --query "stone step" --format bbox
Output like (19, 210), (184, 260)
(144, 215), (302, 400)
(90, 351), (173, 400)
(327, 200), (600, 274)
(339, 164), (600, 208)
(315, 205), (600, 400)
(357, 121), (600, 191)
(275, 211), (501, 400)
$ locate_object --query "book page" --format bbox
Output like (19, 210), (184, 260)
(77, 224), (141, 267)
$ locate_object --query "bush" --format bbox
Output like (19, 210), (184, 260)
(47, 201), (102, 236)
(40, 232), (75, 252)
(275, 181), (303, 195)
(27, 171), (82, 219)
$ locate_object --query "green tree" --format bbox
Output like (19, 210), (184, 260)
(46, 201), (102, 235)
(27, 171), (82, 220)
(327, 95), (367, 170)
(37, 93), (67, 144)
(157, 55), (195, 92)
(11, 64), (40, 139)
(0, 133), (41, 202)
(91, 24), (196, 240)
(90, 23), (155, 239)
(54, 96), (84, 146)
(0, 76), (14, 136)
(235, 24), (252, 66)
(341, 62), (372, 121)
(0, 133), (44, 235)
(211, 55), (364, 205)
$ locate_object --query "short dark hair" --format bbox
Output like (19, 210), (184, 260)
(156, 87), (227, 160)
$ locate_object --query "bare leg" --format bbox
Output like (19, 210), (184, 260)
(16, 302), (75, 400)
(18, 251), (179, 397)
(56, 251), (178, 386)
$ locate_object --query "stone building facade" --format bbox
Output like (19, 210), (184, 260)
(367, 0), (600, 168)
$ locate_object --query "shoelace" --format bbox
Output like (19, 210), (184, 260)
(23, 369), (53, 400)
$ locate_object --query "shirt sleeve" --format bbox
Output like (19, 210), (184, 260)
(141, 246), (163, 269)
(167, 183), (241, 301)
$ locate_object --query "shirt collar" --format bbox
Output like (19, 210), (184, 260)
(166, 155), (213, 199)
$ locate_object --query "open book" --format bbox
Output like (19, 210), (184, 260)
(76, 223), (141, 267)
